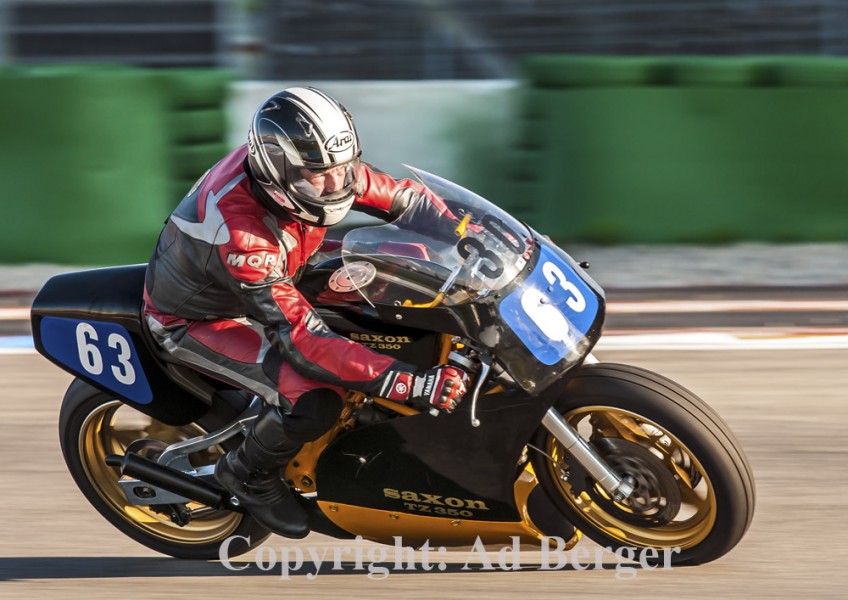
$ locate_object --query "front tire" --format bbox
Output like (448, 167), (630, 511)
(530, 363), (755, 566)
(59, 379), (271, 559)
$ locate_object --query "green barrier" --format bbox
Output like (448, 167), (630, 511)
(168, 108), (228, 144)
(513, 56), (848, 243)
(0, 66), (170, 264)
(156, 69), (230, 109)
(172, 142), (230, 179)
(0, 66), (231, 265)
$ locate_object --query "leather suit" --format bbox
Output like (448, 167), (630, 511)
(143, 144), (438, 410)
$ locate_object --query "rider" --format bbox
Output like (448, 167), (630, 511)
(143, 87), (469, 538)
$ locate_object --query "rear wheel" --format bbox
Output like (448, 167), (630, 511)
(531, 363), (755, 566)
(59, 379), (270, 559)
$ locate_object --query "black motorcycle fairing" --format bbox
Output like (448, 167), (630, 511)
(31, 265), (148, 333)
(314, 386), (556, 522)
(312, 244), (605, 396)
(316, 309), (440, 371)
(30, 265), (211, 426)
(298, 257), (455, 369)
(339, 169), (609, 394)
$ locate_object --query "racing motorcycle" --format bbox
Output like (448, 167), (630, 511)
(31, 168), (755, 565)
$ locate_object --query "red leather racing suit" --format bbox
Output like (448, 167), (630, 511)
(143, 145), (436, 409)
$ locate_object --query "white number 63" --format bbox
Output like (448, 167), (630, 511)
(75, 322), (136, 385)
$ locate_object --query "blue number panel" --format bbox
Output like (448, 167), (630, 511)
(499, 246), (600, 365)
(40, 316), (153, 405)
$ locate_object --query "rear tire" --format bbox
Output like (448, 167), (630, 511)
(530, 363), (755, 566)
(59, 378), (271, 559)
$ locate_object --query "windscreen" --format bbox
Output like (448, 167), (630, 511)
(340, 167), (533, 309)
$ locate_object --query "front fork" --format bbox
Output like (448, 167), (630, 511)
(541, 352), (635, 501)
(457, 347), (635, 502)
(541, 407), (635, 501)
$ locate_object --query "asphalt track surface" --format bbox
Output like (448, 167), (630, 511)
(1, 340), (847, 599)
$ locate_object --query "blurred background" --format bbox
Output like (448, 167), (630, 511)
(0, 0), (847, 265)
(2, 9), (845, 597)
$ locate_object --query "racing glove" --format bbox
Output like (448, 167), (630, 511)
(384, 366), (470, 413)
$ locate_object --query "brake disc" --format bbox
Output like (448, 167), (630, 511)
(566, 437), (682, 526)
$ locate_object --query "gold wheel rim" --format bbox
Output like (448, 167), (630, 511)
(79, 400), (243, 545)
(545, 406), (717, 550)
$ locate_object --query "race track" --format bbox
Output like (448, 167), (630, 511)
(1, 346), (846, 599)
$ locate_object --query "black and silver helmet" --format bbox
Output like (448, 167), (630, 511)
(247, 87), (361, 226)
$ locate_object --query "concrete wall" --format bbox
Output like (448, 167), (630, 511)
(228, 80), (517, 185)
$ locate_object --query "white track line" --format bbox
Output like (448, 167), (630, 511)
(0, 336), (35, 354)
(607, 299), (848, 313)
(0, 308), (30, 320)
(596, 331), (848, 351)
(4, 299), (847, 320)
(4, 299), (847, 321)
(2, 331), (847, 356)
(2, 297), (847, 355)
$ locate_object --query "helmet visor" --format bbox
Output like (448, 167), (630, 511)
(286, 158), (360, 204)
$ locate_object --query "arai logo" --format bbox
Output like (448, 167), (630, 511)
(324, 130), (355, 153)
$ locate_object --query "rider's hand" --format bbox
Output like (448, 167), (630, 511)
(385, 366), (469, 413)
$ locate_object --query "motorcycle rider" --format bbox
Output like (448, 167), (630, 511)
(143, 87), (469, 538)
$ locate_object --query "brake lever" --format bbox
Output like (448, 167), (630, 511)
(468, 356), (491, 427)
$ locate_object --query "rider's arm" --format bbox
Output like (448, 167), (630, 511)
(353, 163), (453, 222)
(215, 215), (418, 397)
(253, 278), (466, 411)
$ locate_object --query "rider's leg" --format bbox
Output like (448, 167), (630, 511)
(144, 314), (344, 537)
(215, 384), (342, 538)
(215, 362), (344, 537)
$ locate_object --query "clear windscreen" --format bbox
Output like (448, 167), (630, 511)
(340, 167), (533, 308)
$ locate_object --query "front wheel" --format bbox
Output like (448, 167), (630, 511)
(59, 379), (271, 559)
(530, 363), (755, 566)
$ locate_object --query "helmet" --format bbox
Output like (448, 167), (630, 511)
(247, 87), (361, 226)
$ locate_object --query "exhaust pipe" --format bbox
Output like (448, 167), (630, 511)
(106, 453), (235, 511)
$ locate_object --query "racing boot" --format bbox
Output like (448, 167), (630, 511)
(215, 404), (309, 539)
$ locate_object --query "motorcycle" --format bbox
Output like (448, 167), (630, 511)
(30, 167), (754, 565)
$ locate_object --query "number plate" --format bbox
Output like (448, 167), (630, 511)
(499, 246), (600, 365)
(40, 317), (153, 405)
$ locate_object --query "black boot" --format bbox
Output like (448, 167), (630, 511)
(215, 405), (310, 539)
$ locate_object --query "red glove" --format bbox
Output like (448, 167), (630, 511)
(384, 366), (469, 413)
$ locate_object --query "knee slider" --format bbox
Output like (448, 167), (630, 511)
(282, 388), (343, 444)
